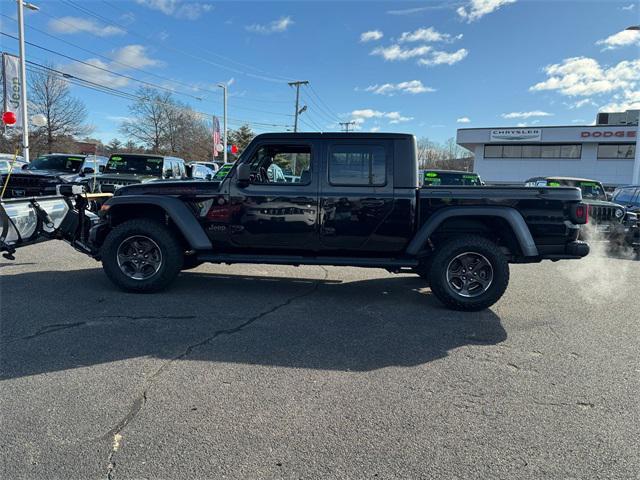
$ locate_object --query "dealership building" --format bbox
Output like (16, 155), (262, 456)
(456, 110), (639, 187)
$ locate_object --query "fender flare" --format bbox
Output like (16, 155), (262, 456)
(406, 206), (538, 257)
(104, 195), (213, 250)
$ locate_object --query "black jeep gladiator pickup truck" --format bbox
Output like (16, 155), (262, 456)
(85, 133), (589, 311)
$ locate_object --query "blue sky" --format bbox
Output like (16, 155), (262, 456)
(1, 0), (639, 144)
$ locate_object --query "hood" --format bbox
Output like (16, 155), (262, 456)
(10, 170), (77, 182)
(115, 180), (222, 197)
(95, 173), (158, 182)
(581, 199), (624, 208)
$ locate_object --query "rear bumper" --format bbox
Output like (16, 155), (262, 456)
(534, 241), (590, 261)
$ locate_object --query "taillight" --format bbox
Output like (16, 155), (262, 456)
(573, 203), (589, 224)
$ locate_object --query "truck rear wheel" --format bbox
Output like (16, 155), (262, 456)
(428, 235), (509, 311)
(101, 219), (183, 292)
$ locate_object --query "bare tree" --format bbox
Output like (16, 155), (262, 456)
(28, 67), (91, 154)
(120, 87), (172, 153)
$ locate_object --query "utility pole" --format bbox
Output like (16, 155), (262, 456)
(217, 83), (228, 163)
(288, 80), (308, 133)
(339, 121), (356, 133)
(16, 1), (39, 162)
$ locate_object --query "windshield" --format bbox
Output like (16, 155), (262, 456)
(0, 160), (9, 174)
(423, 171), (482, 186)
(27, 155), (84, 173)
(105, 155), (163, 175)
(213, 163), (234, 180)
(548, 179), (607, 200)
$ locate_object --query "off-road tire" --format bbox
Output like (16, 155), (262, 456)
(101, 219), (183, 292)
(428, 235), (509, 311)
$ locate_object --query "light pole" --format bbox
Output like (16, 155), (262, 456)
(627, 26), (640, 185)
(217, 83), (228, 163)
(16, 1), (39, 163)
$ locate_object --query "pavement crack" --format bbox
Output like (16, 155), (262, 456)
(100, 268), (328, 479)
(21, 322), (86, 340)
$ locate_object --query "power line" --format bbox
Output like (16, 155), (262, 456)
(17, 57), (291, 129)
(288, 81), (309, 133)
(307, 84), (341, 120)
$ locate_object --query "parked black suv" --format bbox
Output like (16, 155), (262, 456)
(89, 153), (187, 192)
(0, 154), (107, 198)
(525, 176), (639, 249)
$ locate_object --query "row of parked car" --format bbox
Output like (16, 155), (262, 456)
(0, 152), (236, 198)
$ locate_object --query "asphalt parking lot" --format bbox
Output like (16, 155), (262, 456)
(1, 241), (638, 479)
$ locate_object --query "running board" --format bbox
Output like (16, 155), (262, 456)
(196, 253), (419, 269)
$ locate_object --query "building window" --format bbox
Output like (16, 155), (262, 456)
(484, 145), (503, 158)
(329, 144), (386, 186)
(485, 144), (581, 159)
(597, 143), (636, 159)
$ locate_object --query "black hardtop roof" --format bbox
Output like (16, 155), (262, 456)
(424, 169), (478, 175)
(110, 153), (184, 161)
(254, 132), (415, 140)
(526, 176), (603, 183)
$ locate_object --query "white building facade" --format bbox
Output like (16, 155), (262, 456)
(457, 112), (638, 187)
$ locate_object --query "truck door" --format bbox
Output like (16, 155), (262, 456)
(319, 140), (396, 252)
(228, 140), (319, 250)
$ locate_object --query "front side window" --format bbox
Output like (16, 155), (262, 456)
(613, 188), (635, 204)
(247, 145), (311, 185)
(329, 144), (386, 186)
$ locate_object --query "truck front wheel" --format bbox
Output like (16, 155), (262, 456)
(101, 219), (183, 292)
(428, 235), (509, 311)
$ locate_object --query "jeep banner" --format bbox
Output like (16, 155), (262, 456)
(2, 53), (23, 129)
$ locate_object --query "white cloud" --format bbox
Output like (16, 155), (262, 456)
(350, 109), (413, 125)
(387, 6), (433, 15)
(360, 30), (383, 42)
(64, 45), (162, 88)
(621, 3), (635, 10)
(364, 80), (435, 96)
(370, 44), (431, 61)
(418, 48), (468, 66)
(599, 89), (640, 112)
(457, 0), (517, 22)
(111, 45), (163, 69)
(566, 98), (596, 109)
(457, 117), (471, 123)
(386, 112), (413, 124)
(596, 29), (640, 50)
(370, 126), (381, 132)
(48, 17), (125, 37)
(530, 57), (640, 97)
(135, 0), (213, 20)
(399, 27), (462, 43)
(501, 110), (553, 119)
(246, 16), (293, 34)
(65, 59), (130, 88)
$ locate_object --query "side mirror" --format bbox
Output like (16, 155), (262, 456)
(205, 174), (212, 181)
(99, 165), (105, 173)
(82, 167), (95, 174)
(22, 163), (29, 170)
(237, 163), (251, 183)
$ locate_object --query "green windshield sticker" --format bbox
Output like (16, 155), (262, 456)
(462, 175), (478, 180)
(68, 157), (83, 161)
(111, 156), (122, 161)
(148, 158), (163, 164)
(548, 182), (561, 187)
(579, 182), (598, 187)
(425, 172), (438, 178)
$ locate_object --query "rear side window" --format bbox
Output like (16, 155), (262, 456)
(329, 144), (386, 186)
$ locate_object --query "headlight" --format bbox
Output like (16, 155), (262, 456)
(615, 208), (624, 219)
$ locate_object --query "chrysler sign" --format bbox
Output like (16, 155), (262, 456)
(490, 128), (541, 142)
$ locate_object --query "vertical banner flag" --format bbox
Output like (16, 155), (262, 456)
(212, 116), (221, 158)
(2, 53), (23, 129)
